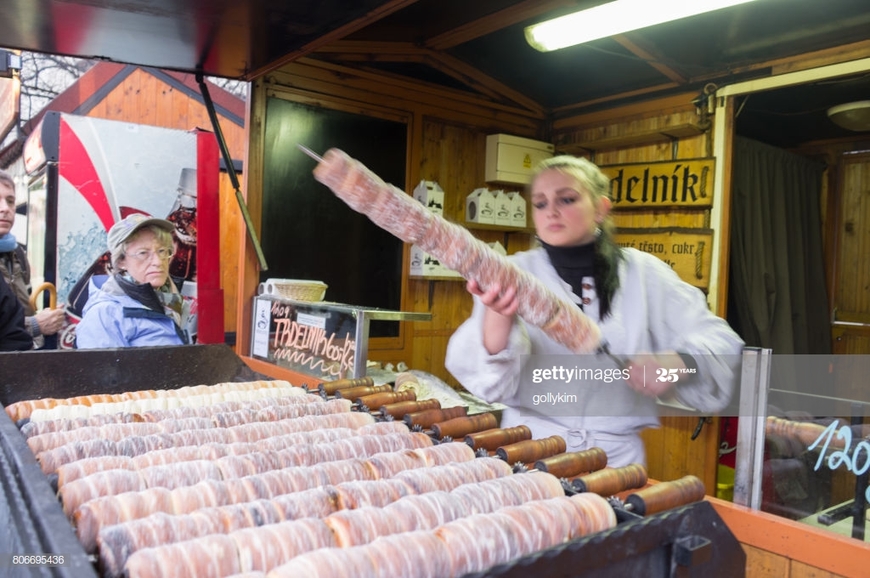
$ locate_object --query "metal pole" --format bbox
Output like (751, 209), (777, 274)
(195, 72), (268, 272)
(733, 347), (772, 509)
(353, 310), (370, 379)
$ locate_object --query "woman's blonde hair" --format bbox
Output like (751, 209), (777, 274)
(531, 155), (615, 236)
(530, 154), (623, 319)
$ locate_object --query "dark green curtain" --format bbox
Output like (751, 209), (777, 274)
(728, 137), (831, 354)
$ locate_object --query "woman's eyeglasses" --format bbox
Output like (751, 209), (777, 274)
(127, 248), (173, 262)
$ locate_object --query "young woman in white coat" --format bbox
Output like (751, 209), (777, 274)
(445, 156), (744, 467)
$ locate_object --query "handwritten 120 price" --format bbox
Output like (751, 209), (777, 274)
(807, 420), (870, 501)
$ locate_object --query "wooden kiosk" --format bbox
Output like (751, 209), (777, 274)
(3, 2), (870, 576)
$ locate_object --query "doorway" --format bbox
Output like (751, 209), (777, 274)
(714, 59), (870, 522)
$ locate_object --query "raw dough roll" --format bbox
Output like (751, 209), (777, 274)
(312, 148), (602, 353)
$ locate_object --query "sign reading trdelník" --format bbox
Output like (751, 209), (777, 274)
(602, 159), (715, 209)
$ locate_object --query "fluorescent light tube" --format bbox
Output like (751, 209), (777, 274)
(525, 0), (760, 52)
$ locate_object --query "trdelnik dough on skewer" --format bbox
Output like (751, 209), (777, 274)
(310, 147), (602, 354)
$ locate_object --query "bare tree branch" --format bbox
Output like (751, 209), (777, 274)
(208, 76), (249, 100)
(18, 52), (94, 125)
(3, 51), (247, 150)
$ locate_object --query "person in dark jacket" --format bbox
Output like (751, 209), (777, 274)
(0, 169), (66, 348)
(0, 273), (33, 351)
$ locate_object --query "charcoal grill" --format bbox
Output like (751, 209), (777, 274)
(0, 344), (265, 578)
(0, 345), (746, 578)
(464, 500), (745, 578)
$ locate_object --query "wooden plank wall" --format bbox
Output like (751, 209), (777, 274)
(81, 67), (246, 337)
(408, 121), (534, 383)
(249, 60), (725, 493)
(239, 58), (544, 369)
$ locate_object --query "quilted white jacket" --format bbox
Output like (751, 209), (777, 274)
(445, 247), (744, 467)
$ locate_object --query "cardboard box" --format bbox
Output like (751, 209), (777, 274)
(410, 244), (462, 278)
(423, 253), (442, 276)
(466, 188), (496, 224)
(432, 257), (462, 278)
(485, 134), (554, 185)
(413, 180), (445, 214)
(507, 192), (527, 228)
(493, 190), (512, 226)
(488, 241), (507, 256)
(409, 244), (426, 276)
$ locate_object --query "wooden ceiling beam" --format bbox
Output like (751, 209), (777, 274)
(315, 40), (546, 115)
(552, 91), (698, 132)
(424, 51), (545, 114)
(427, 51), (544, 116)
(424, 0), (581, 50)
(553, 39), (870, 121)
(279, 57), (544, 125)
(317, 53), (427, 64)
(246, 0), (422, 80)
(726, 39), (870, 77)
(315, 40), (427, 56)
(612, 34), (688, 85)
(552, 81), (684, 118)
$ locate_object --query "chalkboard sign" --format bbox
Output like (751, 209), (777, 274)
(261, 98), (406, 337)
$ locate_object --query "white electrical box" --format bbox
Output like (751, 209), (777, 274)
(485, 134), (554, 185)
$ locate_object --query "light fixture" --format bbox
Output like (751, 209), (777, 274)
(693, 83), (718, 130)
(0, 49), (22, 78)
(525, 0), (760, 52)
(827, 101), (870, 132)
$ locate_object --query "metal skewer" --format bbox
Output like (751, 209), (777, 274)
(297, 143), (324, 163)
(598, 340), (630, 371)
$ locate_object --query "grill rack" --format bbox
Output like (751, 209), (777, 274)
(462, 499), (744, 578)
(0, 344), (263, 578)
(0, 346), (745, 578)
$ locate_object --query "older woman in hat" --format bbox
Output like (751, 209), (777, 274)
(76, 214), (191, 348)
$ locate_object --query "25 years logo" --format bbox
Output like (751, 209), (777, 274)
(655, 366), (697, 383)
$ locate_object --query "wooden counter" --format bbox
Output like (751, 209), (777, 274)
(709, 496), (870, 577)
(242, 355), (321, 390)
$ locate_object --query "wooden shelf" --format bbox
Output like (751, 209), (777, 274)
(556, 123), (706, 154)
(409, 275), (465, 282)
(464, 222), (534, 234)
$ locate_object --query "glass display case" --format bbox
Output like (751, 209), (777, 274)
(733, 348), (870, 541)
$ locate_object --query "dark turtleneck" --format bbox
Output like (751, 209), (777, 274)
(114, 273), (165, 313)
(540, 240), (595, 302)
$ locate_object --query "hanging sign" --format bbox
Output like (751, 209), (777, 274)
(602, 158), (715, 209)
(614, 227), (713, 290)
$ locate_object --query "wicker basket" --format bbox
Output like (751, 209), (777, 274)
(263, 279), (328, 302)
